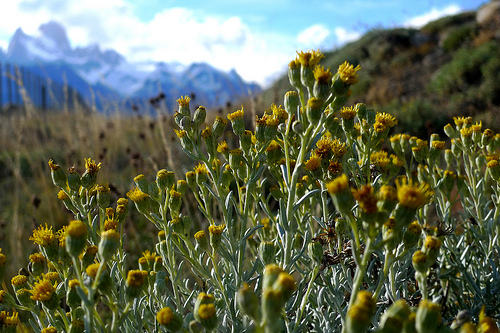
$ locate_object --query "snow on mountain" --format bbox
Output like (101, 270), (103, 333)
(3, 21), (260, 110)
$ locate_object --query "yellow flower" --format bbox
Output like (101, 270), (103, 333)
(86, 263), (101, 278)
(305, 152), (322, 171)
(29, 252), (46, 264)
(313, 65), (333, 84)
(43, 272), (60, 282)
(176, 96), (190, 107)
(157, 307), (174, 325)
(326, 174), (349, 194)
(68, 279), (80, 289)
(127, 187), (149, 203)
(84, 158), (102, 175)
(431, 141), (445, 150)
(296, 49), (324, 67)
(328, 160), (342, 175)
(66, 220), (87, 238)
(460, 126), (473, 137)
(194, 230), (206, 240)
(227, 108), (244, 121)
(271, 104), (288, 121)
(217, 141), (229, 153)
(201, 126), (212, 138)
(375, 112), (397, 128)
(2, 311), (19, 326)
(104, 219), (118, 231)
(424, 236), (441, 251)
(353, 185), (378, 214)
(198, 303), (216, 320)
(266, 140), (281, 152)
(47, 159), (60, 171)
(479, 306), (499, 333)
(30, 279), (56, 301)
(391, 154), (404, 167)
(174, 129), (187, 138)
(41, 327), (57, 333)
(453, 116), (472, 128)
(208, 224), (226, 235)
(169, 188), (182, 198)
(139, 250), (157, 264)
(11, 275), (27, 287)
(194, 163), (209, 175)
(30, 224), (57, 247)
(0, 249), (6, 266)
(339, 106), (356, 120)
(57, 190), (69, 200)
(337, 61), (361, 84)
(370, 151), (391, 169)
(396, 178), (433, 209)
(471, 121), (482, 133)
(126, 270), (148, 287)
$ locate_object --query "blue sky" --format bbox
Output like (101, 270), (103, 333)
(0, 0), (487, 85)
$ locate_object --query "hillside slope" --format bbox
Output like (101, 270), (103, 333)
(261, 6), (500, 136)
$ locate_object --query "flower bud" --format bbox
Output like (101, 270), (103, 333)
(308, 241), (323, 264)
(444, 123), (457, 138)
(263, 264), (283, 290)
(284, 91), (300, 116)
(156, 307), (182, 332)
(306, 97), (323, 123)
(272, 272), (296, 302)
(208, 224), (225, 249)
(125, 269), (148, 299)
(346, 291), (376, 333)
(227, 108), (245, 136)
(259, 241), (276, 265)
(66, 279), (83, 308)
(156, 169), (175, 191)
(81, 245), (98, 268)
(98, 229), (120, 261)
(327, 174), (354, 215)
(380, 299), (411, 332)
(416, 300), (441, 333)
(237, 283), (260, 321)
(96, 184), (111, 209)
(423, 235), (441, 263)
(48, 159), (67, 188)
(212, 116), (227, 139)
(168, 188), (182, 217)
(194, 293), (217, 330)
(65, 220), (87, 257)
(412, 250), (429, 273)
(134, 174), (149, 194)
(193, 105), (206, 128)
(288, 59), (301, 88)
(403, 221), (422, 249)
(67, 167), (81, 192)
(11, 274), (28, 292)
(29, 252), (46, 276)
(194, 230), (209, 252)
(177, 96), (191, 117)
(81, 158), (101, 189)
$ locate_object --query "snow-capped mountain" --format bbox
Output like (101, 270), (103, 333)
(3, 21), (259, 110)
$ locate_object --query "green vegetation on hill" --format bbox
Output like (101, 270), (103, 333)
(261, 10), (500, 136)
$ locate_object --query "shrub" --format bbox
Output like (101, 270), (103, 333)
(0, 50), (499, 332)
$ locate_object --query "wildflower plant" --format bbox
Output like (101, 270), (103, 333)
(0, 50), (499, 332)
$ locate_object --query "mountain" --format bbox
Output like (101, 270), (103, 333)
(261, 3), (500, 136)
(3, 21), (259, 110)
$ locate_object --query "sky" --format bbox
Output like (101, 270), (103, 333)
(0, 0), (487, 86)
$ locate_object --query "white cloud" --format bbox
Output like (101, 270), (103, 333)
(404, 4), (461, 28)
(0, 0), (295, 85)
(334, 27), (361, 45)
(297, 24), (330, 48)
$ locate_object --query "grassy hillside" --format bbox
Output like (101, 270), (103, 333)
(261, 10), (500, 136)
